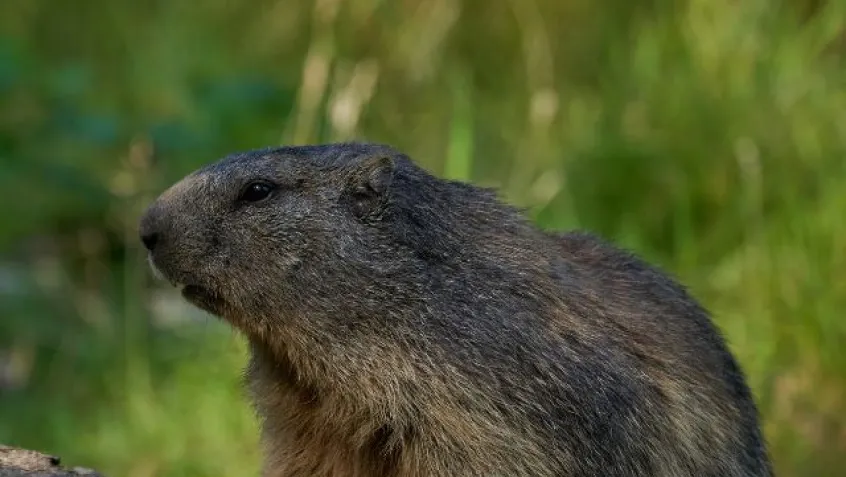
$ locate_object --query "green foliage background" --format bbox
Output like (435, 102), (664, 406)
(1, 1), (844, 475)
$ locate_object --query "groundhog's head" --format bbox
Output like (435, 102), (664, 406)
(139, 143), (404, 333)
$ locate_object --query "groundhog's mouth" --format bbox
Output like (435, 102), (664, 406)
(147, 258), (225, 316)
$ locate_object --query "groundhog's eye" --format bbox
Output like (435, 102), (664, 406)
(239, 181), (275, 203)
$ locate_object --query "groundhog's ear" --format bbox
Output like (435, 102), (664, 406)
(344, 155), (395, 218)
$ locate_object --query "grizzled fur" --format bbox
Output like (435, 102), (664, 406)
(139, 143), (772, 477)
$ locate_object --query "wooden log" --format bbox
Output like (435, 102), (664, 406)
(0, 445), (104, 477)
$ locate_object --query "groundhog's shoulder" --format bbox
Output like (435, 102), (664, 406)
(551, 230), (689, 297)
(551, 230), (642, 269)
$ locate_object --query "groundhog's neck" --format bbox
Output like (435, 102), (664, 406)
(388, 169), (551, 260)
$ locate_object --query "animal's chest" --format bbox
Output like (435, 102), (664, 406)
(250, 375), (397, 477)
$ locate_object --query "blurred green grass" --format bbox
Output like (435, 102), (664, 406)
(0, 0), (844, 476)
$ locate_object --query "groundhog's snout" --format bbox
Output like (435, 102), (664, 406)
(138, 199), (196, 287)
(139, 225), (158, 253)
(138, 195), (226, 315)
(138, 174), (199, 257)
(138, 202), (163, 253)
(138, 197), (181, 276)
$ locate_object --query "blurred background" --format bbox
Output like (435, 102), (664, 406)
(0, 0), (844, 475)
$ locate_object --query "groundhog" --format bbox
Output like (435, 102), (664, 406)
(139, 142), (772, 477)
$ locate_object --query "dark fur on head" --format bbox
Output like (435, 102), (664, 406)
(140, 143), (773, 477)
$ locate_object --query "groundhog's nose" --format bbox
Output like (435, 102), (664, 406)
(138, 205), (162, 252)
(141, 231), (159, 251)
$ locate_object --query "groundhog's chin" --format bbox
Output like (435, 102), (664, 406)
(181, 284), (226, 316)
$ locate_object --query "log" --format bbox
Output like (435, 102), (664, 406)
(0, 445), (104, 477)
